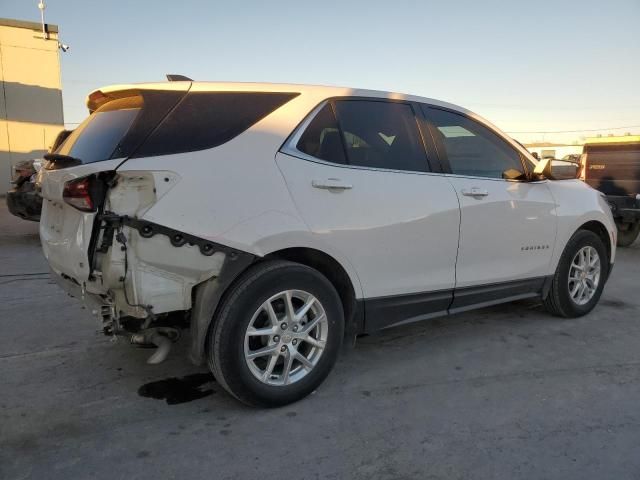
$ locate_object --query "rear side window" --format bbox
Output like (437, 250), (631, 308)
(424, 107), (523, 179)
(133, 92), (299, 158)
(296, 104), (346, 164)
(57, 96), (142, 163)
(333, 101), (428, 172)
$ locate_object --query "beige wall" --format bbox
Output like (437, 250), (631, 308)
(0, 20), (64, 193)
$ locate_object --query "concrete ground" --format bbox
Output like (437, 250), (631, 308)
(1, 201), (639, 480)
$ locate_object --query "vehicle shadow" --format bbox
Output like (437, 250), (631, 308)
(116, 298), (565, 409)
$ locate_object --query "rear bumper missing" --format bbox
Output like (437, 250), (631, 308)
(49, 268), (114, 320)
(93, 213), (256, 363)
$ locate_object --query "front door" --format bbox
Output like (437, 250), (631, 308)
(422, 106), (557, 308)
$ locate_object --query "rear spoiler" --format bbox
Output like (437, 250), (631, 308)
(86, 80), (192, 113)
(166, 74), (193, 82)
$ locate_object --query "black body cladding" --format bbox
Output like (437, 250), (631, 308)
(363, 277), (550, 332)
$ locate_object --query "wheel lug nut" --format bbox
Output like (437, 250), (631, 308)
(292, 339), (298, 346)
(281, 322), (288, 330)
(280, 346), (287, 352)
(293, 325), (298, 332)
(273, 335), (280, 342)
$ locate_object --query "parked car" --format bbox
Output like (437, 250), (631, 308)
(562, 154), (581, 163)
(38, 81), (616, 406)
(6, 129), (73, 221)
(6, 159), (42, 221)
(580, 141), (640, 246)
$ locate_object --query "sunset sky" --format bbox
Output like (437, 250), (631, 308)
(3, 0), (639, 144)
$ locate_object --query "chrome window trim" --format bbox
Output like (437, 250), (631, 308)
(281, 100), (330, 159)
(441, 173), (548, 184)
(278, 151), (448, 177)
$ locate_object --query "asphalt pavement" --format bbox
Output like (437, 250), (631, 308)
(1, 201), (639, 480)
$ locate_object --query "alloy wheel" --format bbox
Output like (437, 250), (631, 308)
(568, 246), (601, 306)
(244, 290), (328, 386)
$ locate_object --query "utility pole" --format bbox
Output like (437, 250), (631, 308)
(37, 1), (48, 39)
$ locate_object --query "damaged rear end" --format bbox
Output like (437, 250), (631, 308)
(39, 81), (264, 363)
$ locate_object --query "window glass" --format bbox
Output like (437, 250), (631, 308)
(57, 96), (142, 163)
(58, 92), (299, 164)
(333, 101), (428, 172)
(426, 107), (523, 178)
(134, 92), (299, 158)
(296, 104), (346, 164)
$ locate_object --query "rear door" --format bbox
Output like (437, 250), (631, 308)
(277, 98), (461, 330)
(421, 105), (557, 309)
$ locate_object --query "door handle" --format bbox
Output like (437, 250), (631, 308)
(312, 179), (353, 191)
(461, 187), (489, 197)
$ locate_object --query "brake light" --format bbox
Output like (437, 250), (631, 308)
(63, 176), (95, 211)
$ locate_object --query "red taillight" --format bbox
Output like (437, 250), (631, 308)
(63, 176), (95, 212)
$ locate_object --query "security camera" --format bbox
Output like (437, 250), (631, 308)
(59, 43), (70, 52)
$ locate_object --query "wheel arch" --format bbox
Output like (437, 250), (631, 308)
(577, 220), (612, 264)
(264, 247), (362, 338)
(190, 245), (363, 365)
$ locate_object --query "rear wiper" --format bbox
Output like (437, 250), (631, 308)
(43, 153), (82, 168)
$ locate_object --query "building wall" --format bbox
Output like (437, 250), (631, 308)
(0, 19), (63, 193)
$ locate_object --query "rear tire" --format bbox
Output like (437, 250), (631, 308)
(543, 230), (609, 318)
(206, 260), (344, 407)
(616, 221), (640, 247)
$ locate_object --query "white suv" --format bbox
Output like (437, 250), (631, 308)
(39, 81), (616, 406)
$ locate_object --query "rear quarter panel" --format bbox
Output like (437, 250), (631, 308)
(117, 91), (365, 298)
(117, 92), (316, 248)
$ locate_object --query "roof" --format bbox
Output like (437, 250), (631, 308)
(84, 80), (537, 162)
(86, 80), (473, 115)
(0, 17), (58, 34)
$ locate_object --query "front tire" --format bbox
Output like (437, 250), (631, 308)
(206, 260), (344, 407)
(543, 230), (609, 318)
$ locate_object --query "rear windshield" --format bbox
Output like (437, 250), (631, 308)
(57, 97), (142, 163)
(56, 91), (299, 164)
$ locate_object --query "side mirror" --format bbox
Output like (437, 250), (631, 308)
(502, 168), (527, 180)
(534, 158), (579, 180)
